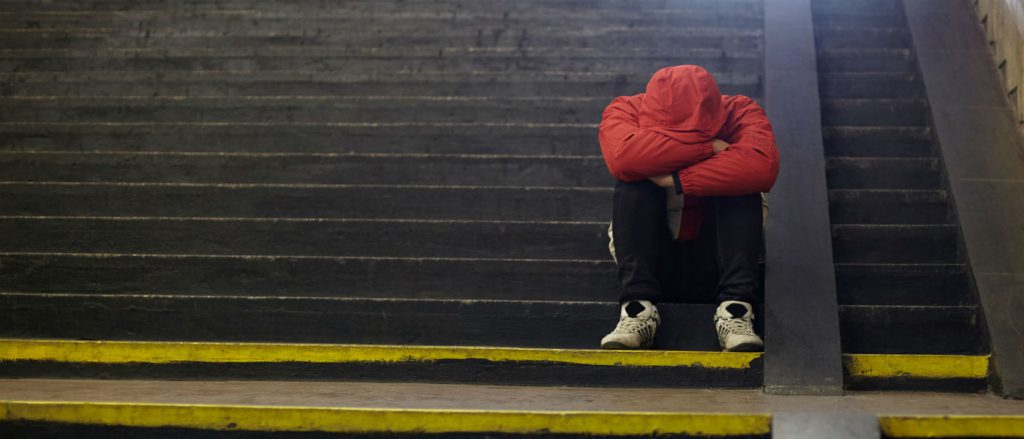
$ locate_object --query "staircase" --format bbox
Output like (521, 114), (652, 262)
(2, 0), (1023, 437)
(812, 0), (989, 390)
(0, 0), (764, 387)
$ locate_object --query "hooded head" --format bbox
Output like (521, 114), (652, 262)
(638, 65), (727, 145)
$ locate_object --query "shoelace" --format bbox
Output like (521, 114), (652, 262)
(614, 317), (649, 333)
(719, 317), (755, 337)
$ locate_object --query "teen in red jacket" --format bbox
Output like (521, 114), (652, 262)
(598, 65), (779, 352)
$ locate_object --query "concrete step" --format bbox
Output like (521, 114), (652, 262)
(0, 70), (720, 98)
(815, 27), (912, 50)
(0, 339), (762, 388)
(817, 48), (915, 73)
(839, 305), (984, 355)
(819, 72), (924, 99)
(0, 217), (610, 260)
(826, 157), (943, 190)
(835, 263), (973, 306)
(0, 253), (619, 302)
(3, 378), (1021, 437)
(0, 47), (761, 73)
(0, 27), (762, 51)
(820, 98), (929, 127)
(0, 11), (765, 33)
(828, 189), (950, 224)
(0, 152), (611, 186)
(812, 12), (908, 29)
(831, 224), (959, 264)
(811, 0), (903, 16)
(0, 183), (612, 222)
(0, 294), (748, 352)
(0, 0), (763, 15)
(0, 124), (603, 154)
(0, 96), (612, 124)
(822, 126), (933, 157)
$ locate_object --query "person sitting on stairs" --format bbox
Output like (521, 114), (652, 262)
(598, 64), (780, 352)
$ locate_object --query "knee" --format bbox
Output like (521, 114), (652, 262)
(614, 179), (662, 200)
(614, 179), (664, 207)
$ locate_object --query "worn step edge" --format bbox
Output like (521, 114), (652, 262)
(880, 415), (1024, 438)
(844, 353), (990, 393)
(0, 338), (759, 369)
(3, 400), (1022, 437)
(0, 400), (772, 436)
(843, 353), (989, 380)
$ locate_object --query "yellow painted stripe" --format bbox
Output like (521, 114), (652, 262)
(844, 353), (990, 379)
(881, 415), (1024, 437)
(0, 401), (771, 436)
(0, 339), (759, 369)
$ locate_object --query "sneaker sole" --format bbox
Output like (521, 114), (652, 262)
(723, 342), (764, 353)
(600, 341), (652, 350)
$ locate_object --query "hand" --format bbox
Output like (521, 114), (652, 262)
(648, 174), (675, 188)
(712, 138), (730, 154)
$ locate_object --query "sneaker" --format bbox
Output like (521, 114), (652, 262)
(600, 300), (660, 349)
(714, 300), (764, 352)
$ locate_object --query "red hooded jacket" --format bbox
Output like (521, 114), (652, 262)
(599, 65), (780, 240)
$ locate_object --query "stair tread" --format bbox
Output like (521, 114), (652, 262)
(0, 253), (618, 301)
(1, 377), (1018, 414)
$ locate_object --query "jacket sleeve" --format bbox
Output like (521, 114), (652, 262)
(598, 96), (715, 182)
(675, 96), (779, 196)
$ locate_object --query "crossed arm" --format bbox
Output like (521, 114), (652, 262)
(598, 95), (780, 196)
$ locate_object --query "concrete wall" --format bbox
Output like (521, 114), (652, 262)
(972, 0), (1024, 138)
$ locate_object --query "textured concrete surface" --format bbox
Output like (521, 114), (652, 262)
(2, 379), (1023, 414)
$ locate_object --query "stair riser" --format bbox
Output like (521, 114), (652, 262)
(0, 129), (605, 154)
(2, 0), (763, 14)
(819, 75), (923, 99)
(0, 360), (762, 389)
(0, 80), (662, 99)
(0, 295), (751, 351)
(812, 13), (907, 28)
(832, 225), (960, 263)
(1, 102), (610, 124)
(822, 127), (933, 157)
(817, 50), (914, 72)
(820, 100), (929, 126)
(828, 191), (950, 224)
(0, 14), (767, 31)
(812, 0), (904, 16)
(0, 255), (618, 301)
(836, 264), (973, 306)
(0, 219), (611, 260)
(0, 33), (763, 51)
(0, 186), (613, 222)
(826, 159), (943, 189)
(840, 306), (983, 354)
(815, 29), (911, 50)
(0, 55), (761, 74)
(0, 70), (760, 97)
(0, 154), (612, 186)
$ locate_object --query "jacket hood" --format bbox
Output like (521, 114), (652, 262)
(638, 65), (727, 145)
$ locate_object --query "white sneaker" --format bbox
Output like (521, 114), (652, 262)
(600, 300), (660, 349)
(714, 300), (764, 352)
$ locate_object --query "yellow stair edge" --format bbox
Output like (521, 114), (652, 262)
(844, 353), (991, 379)
(0, 400), (772, 436)
(881, 414), (1024, 437)
(4, 400), (1024, 437)
(0, 338), (760, 369)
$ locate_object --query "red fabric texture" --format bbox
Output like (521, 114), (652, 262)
(598, 65), (780, 241)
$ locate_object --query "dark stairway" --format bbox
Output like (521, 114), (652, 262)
(0, 0), (765, 387)
(812, 0), (989, 390)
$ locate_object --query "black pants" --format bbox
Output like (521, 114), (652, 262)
(612, 179), (763, 305)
